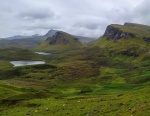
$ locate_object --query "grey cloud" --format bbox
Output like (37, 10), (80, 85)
(133, 0), (150, 24)
(18, 7), (55, 20)
(0, 0), (148, 38)
(24, 23), (60, 30)
(74, 21), (104, 30)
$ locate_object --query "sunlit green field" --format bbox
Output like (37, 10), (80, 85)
(0, 27), (149, 116)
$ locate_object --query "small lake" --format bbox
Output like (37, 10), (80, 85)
(35, 52), (51, 55)
(10, 61), (45, 67)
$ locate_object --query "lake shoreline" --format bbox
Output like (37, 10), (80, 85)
(10, 61), (45, 67)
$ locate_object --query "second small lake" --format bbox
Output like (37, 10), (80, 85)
(10, 61), (45, 67)
(35, 52), (51, 55)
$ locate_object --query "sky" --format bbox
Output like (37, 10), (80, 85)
(0, 0), (149, 38)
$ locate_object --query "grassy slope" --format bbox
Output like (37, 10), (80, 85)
(0, 24), (149, 116)
(0, 46), (149, 115)
(0, 48), (43, 61)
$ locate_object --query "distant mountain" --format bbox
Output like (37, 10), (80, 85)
(44, 29), (58, 38)
(0, 36), (47, 49)
(74, 35), (95, 43)
(0, 34), (41, 40)
(0, 29), (95, 49)
(34, 31), (84, 52)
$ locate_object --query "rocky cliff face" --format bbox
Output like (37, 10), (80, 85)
(47, 31), (79, 45)
(103, 25), (136, 42)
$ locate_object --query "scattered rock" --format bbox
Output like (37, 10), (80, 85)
(143, 37), (150, 42)
(117, 94), (124, 97)
(26, 113), (30, 115)
(128, 108), (132, 110)
(35, 110), (38, 113)
(46, 108), (49, 111)
(117, 103), (124, 107)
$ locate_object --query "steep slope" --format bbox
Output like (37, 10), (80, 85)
(34, 31), (84, 52)
(95, 23), (150, 57)
(103, 22), (150, 42)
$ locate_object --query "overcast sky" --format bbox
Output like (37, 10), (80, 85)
(0, 0), (149, 38)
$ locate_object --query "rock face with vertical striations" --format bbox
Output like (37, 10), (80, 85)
(103, 25), (136, 42)
(103, 23), (150, 42)
(95, 23), (150, 57)
(47, 31), (79, 45)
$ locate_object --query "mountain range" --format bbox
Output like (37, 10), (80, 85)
(0, 29), (95, 49)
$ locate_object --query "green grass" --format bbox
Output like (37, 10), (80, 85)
(0, 79), (149, 116)
(0, 48), (43, 61)
(0, 23), (150, 115)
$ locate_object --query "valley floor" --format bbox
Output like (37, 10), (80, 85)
(0, 47), (149, 116)
(0, 78), (149, 116)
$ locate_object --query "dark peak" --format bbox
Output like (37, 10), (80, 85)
(55, 31), (67, 36)
(47, 31), (80, 45)
(53, 31), (71, 38)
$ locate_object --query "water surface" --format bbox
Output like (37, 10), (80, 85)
(35, 52), (51, 55)
(10, 61), (45, 67)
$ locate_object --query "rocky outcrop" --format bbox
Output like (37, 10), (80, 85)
(49, 31), (64, 45)
(124, 22), (135, 27)
(143, 37), (150, 42)
(47, 31), (79, 45)
(103, 25), (136, 42)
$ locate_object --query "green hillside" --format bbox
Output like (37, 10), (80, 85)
(0, 23), (149, 116)
(34, 31), (84, 52)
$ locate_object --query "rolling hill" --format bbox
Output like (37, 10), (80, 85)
(0, 30), (95, 49)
